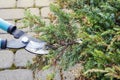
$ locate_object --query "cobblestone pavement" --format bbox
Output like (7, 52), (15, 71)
(0, 0), (82, 80)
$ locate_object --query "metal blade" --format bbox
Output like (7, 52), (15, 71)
(25, 40), (49, 54)
(13, 32), (49, 54)
(7, 39), (26, 48)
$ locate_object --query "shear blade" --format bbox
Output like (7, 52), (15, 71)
(12, 31), (49, 54)
(7, 39), (26, 48)
(25, 40), (49, 54)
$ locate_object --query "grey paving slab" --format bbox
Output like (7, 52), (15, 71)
(62, 64), (83, 80)
(14, 49), (36, 67)
(35, 0), (50, 7)
(0, 33), (14, 40)
(0, 69), (33, 80)
(35, 67), (61, 80)
(29, 8), (40, 16)
(0, 0), (16, 8)
(0, 50), (14, 69)
(16, 21), (25, 28)
(35, 64), (83, 80)
(41, 7), (51, 18)
(42, 19), (50, 26)
(6, 20), (15, 26)
(0, 9), (25, 20)
(17, 0), (34, 8)
(67, 63), (83, 78)
(62, 71), (75, 80)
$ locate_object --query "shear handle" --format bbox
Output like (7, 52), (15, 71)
(0, 39), (7, 49)
(0, 18), (16, 34)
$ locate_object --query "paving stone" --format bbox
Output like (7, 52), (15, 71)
(62, 71), (75, 80)
(35, 64), (83, 80)
(16, 19), (36, 32)
(35, 0), (50, 7)
(35, 0), (55, 7)
(0, 0), (16, 8)
(7, 20), (15, 26)
(0, 69), (33, 80)
(0, 33), (14, 40)
(14, 49), (36, 67)
(67, 63), (83, 78)
(16, 22), (32, 32)
(17, 0), (34, 8)
(41, 7), (51, 18)
(0, 50), (14, 69)
(0, 9), (25, 20)
(29, 8), (40, 16)
(35, 67), (61, 80)
(42, 19), (50, 26)
(16, 21), (24, 28)
(62, 63), (83, 80)
(27, 32), (36, 36)
(19, 27), (30, 33)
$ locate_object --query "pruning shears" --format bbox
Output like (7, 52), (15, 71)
(0, 18), (49, 54)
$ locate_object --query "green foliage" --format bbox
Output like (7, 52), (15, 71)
(22, 0), (120, 79)
(46, 72), (55, 80)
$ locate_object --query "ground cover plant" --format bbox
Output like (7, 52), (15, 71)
(22, 0), (120, 79)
